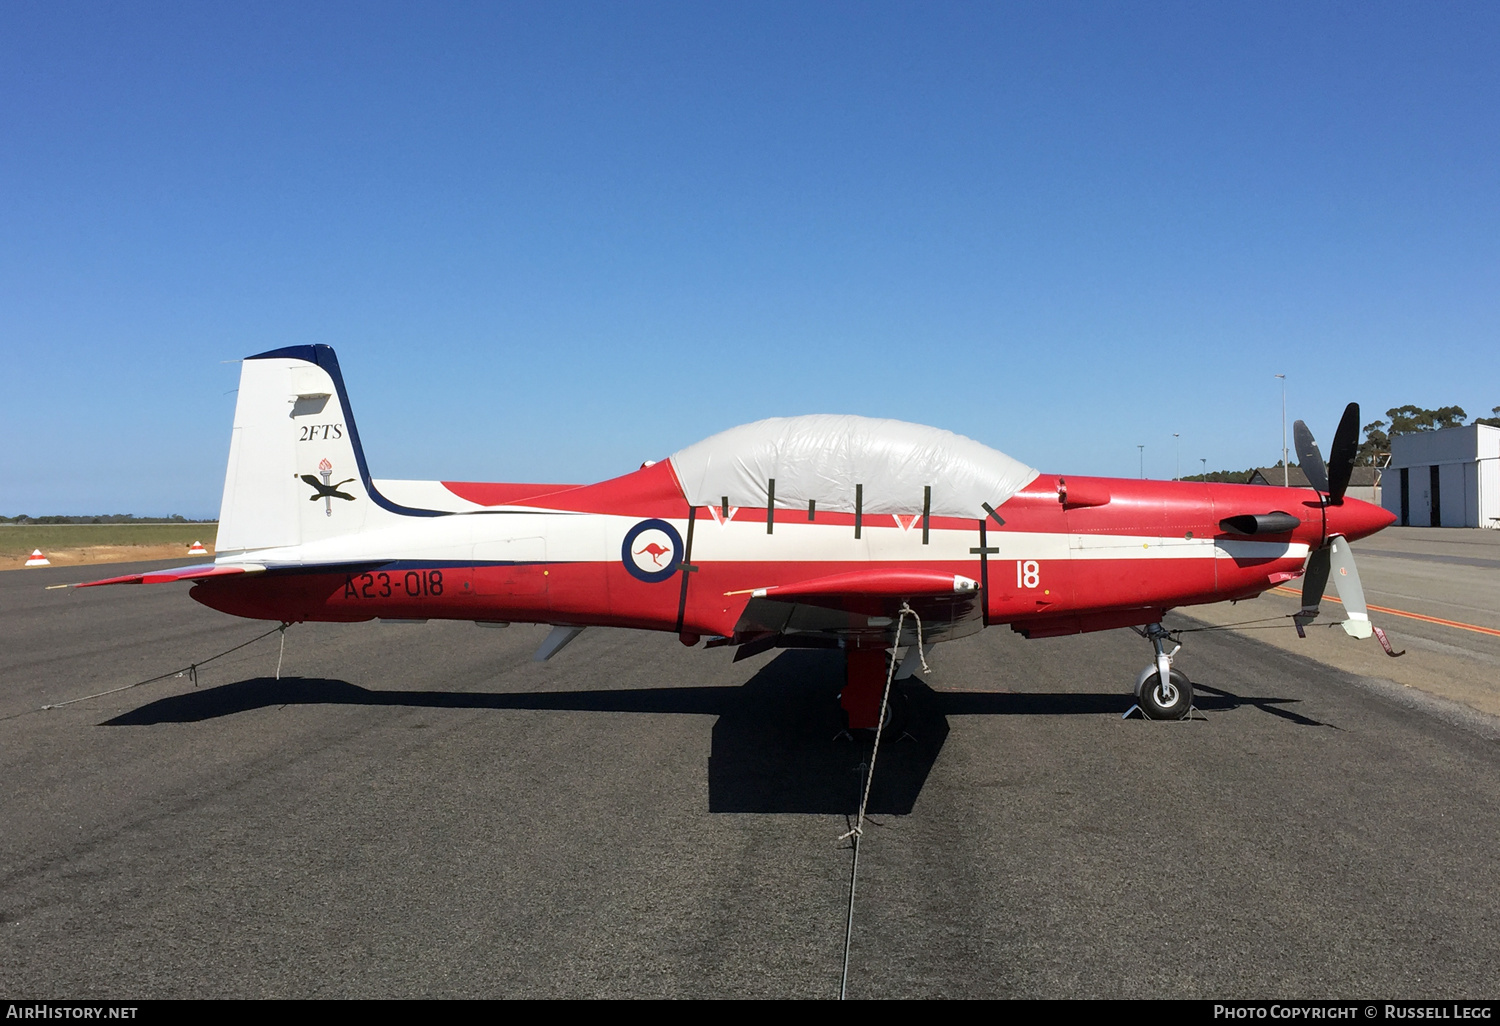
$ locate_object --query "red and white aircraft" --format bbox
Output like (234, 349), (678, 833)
(83, 346), (1396, 723)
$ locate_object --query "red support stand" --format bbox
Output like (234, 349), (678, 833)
(840, 649), (888, 730)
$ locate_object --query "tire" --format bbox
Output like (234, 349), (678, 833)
(881, 684), (909, 734)
(1137, 668), (1192, 720)
(843, 684), (908, 734)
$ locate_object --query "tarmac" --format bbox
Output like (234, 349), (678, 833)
(2, 525), (1498, 998)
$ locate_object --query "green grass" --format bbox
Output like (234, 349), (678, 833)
(0, 523), (218, 558)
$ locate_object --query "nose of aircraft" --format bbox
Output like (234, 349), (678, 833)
(1327, 497), (1397, 542)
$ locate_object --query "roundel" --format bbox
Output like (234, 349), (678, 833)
(621, 519), (684, 584)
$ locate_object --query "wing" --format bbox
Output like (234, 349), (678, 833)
(719, 568), (984, 660)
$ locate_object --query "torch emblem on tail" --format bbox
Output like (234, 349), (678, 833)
(300, 458), (357, 515)
(319, 458), (334, 516)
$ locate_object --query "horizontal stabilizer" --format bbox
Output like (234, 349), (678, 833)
(75, 564), (264, 588)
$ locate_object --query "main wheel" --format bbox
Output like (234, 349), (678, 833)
(1136, 667), (1192, 720)
(843, 684), (908, 735)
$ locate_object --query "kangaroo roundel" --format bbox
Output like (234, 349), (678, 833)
(622, 519), (683, 583)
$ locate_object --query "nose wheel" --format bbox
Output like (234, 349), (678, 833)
(1135, 665), (1192, 719)
(1127, 623), (1194, 720)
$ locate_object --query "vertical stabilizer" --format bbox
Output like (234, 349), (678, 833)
(216, 345), (436, 556)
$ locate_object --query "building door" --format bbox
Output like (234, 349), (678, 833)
(1399, 468), (1409, 526)
(1409, 466), (1433, 526)
(1430, 465), (1442, 527)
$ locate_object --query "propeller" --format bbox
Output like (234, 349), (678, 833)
(1295, 537), (1372, 638)
(1292, 402), (1373, 639)
(1292, 402), (1360, 505)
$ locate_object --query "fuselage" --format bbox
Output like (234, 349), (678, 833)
(191, 461), (1396, 642)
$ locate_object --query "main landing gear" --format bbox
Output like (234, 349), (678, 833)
(838, 647), (916, 735)
(1127, 623), (1194, 720)
(841, 649), (896, 732)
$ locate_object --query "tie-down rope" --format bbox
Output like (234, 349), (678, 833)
(8, 622), (295, 720)
(838, 602), (928, 1000)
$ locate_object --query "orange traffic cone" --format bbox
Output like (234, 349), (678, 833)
(25, 549), (50, 567)
(189, 541), (207, 555)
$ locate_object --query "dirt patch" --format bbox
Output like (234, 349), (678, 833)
(1, 544), (215, 571)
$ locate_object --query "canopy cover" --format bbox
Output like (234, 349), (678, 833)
(669, 415), (1039, 519)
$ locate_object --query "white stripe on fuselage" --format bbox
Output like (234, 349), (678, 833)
(371, 479), (491, 513)
(221, 509), (1307, 569)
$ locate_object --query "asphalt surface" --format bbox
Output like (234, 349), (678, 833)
(1187, 527), (1500, 720)
(3, 552), (1499, 998)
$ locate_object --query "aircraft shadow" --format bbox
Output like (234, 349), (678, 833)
(102, 652), (1325, 814)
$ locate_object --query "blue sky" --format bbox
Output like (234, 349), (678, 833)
(2, 2), (1497, 516)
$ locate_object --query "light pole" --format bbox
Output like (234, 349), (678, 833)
(1200, 458), (1207, 480)
(1138, 444), (1144, 479)
(1173, 433), (1180, 481)
(1275, 373), (1287, 486)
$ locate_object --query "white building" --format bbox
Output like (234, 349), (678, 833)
(1382, 424), (1500, 528)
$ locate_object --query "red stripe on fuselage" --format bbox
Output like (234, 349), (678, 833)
(441, 482), (580, 506)
(499, 460), (689, 518)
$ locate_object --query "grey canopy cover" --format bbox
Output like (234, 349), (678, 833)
(669, 415), (1039, 518)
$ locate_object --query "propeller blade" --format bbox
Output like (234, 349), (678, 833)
(1293, 420), (1330, 494)
(1328, 535), (1372, 638)
(1326, 402), (1360, 505)
(1295, 546), (1330, 626)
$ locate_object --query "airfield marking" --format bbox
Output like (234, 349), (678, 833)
(1272, 586), (1500, 638)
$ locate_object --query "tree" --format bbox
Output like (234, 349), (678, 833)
(1386, 405), (1467, 434)
(1476, 406), (1500, 428)
(1358, 420), (1389, 465)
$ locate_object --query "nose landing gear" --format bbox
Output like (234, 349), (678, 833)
(1126, 623), (1195, 720)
